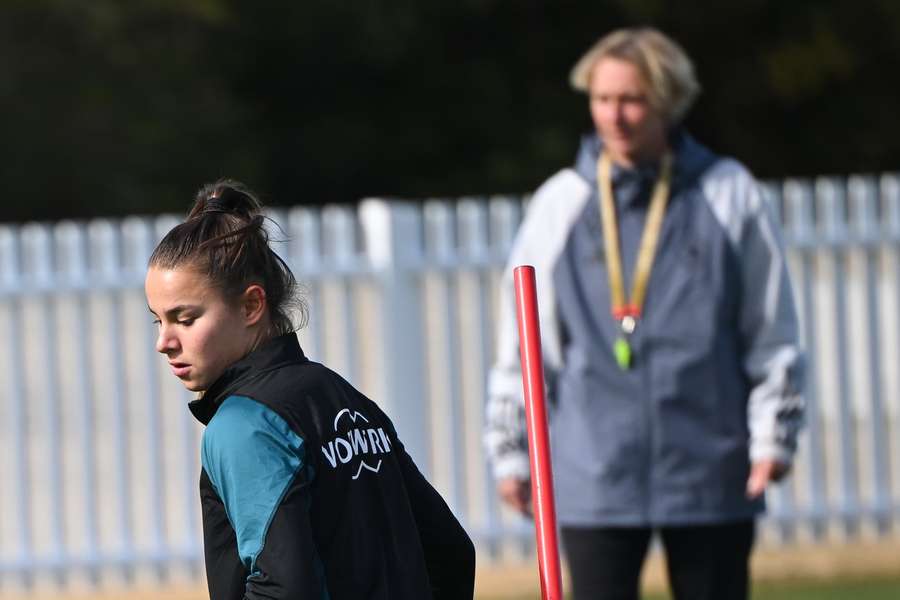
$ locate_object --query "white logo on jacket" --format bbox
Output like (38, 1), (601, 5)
(321, 409), (392, 479)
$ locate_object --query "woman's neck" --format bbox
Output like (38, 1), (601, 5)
(246, 321), (278, 355)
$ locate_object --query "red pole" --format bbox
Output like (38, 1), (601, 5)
(513, 265), (563, 600)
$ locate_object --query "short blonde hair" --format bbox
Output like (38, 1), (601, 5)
(570, 27), (700, 124)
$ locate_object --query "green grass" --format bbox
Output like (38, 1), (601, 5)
(507, 575), (900, 600)
(674, 577), (899, 600)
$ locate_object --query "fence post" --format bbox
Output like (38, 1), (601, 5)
(783, 179), (828, 539)
(848, 176), (891, 534)
(288, 207), (325, 360)
(459, 198), (503, 553)
(123, 217), (168, 575)
(425, 200), (467, 516)
(90, 220), (135, 578)
(358, 199), (431, 475)
(882, 174), (900, 521)
(322, 206), (361, 386)
(23, 224), (67, 580)
(57, 222), (100, 581)
(817, 177), (860, 537)
(1, 226), (33, 588)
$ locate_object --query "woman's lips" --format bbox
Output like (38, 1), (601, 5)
(170, 363), (191, 378)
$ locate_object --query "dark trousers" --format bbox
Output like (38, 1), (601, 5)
(561, 520), (755, 600)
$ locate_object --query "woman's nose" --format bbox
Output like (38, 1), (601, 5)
(155, 326), (178, 354)
(613, 101), (627, 124)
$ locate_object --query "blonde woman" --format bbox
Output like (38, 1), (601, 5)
(485, 28), (803, 600)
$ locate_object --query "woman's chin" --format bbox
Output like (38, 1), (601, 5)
(181, 378), (207, 393)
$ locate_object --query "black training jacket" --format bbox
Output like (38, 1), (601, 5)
(188, 333), (475, 599)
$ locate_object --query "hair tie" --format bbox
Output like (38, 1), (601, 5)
(204, 197), (231, 214)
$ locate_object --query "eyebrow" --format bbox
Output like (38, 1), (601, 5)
(147, 304), (201, 318)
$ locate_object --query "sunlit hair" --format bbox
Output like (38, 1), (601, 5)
(148, 179), (306, 335)
(569, 27), (700, 124)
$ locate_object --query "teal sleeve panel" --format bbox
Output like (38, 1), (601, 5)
(201, 395), (306, 575)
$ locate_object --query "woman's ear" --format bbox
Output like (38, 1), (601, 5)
(242, 284), (268, 326)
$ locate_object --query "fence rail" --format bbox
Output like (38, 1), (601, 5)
(1, 173), (899, 590)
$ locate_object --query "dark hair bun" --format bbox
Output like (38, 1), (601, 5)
(150, 178), (304, 335)
(188, 179), (262, 220)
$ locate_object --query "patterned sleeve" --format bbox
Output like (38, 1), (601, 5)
(484, 170), (590, 480)
(739, 186), (806, 464)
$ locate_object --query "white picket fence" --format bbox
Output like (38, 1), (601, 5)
(1, 174), (899, 590)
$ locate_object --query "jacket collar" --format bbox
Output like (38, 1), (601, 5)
(188, 333), (307, 425)
(573, 128), (719, 196)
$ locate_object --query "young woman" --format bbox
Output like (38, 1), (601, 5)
(145, 180), (475, 600)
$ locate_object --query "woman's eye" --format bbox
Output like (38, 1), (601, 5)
(178, 318), (195, 326)
(152, 319), (161, 326)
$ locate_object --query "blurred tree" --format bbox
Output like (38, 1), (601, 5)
(0, 0), (256, 221)
(0, 0), (899, 222)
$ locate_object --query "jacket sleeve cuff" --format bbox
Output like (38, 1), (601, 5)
(492, 452), (531, 481)
(750, 439), (794, 466)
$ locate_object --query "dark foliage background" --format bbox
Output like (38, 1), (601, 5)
(2, 0), (899, 222)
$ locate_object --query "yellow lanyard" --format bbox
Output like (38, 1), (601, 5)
(597, 151), (673, 366)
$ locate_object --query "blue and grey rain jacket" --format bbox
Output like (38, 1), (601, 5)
(190, 333), (475, 599)
(485, 132), (805, 527)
